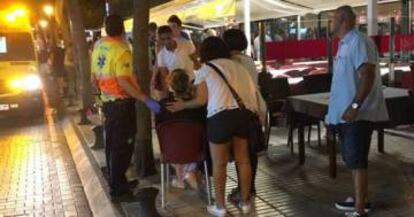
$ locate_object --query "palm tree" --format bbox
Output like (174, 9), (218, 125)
(132, 0), (157, 177)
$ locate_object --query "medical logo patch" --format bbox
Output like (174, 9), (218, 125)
(97, 55), (106, 69)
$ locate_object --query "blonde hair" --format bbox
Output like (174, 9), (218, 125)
(169, 69), (195, 101)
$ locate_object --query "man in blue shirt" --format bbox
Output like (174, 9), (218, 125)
(326, 6), (389, 217)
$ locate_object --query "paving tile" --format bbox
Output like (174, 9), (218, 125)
(69, 110), (414, 217)
(0, 118), (92, 217)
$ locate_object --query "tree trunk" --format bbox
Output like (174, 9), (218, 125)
(66, 0), (94, 112)
(57, 0), (78, 100)
(56, 0), (72, 53)
(133, 0), (157, 177)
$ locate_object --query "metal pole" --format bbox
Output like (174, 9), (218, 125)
(401, 0), (410, 62)
(259, 21), (267, 73)
(317, 13), (322, 38)
(105, 0), (113, 16)
(389, 17), (396, 86)
(297, 15), (301, 40)
(327, 20), (333, 73)
(409, 0), (412, 34)
(401, 0), (410, 34)
(367, 0), (378, 36)
(243, 0), (252, 56)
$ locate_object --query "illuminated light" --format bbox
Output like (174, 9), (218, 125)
(6, 13), (16, 22)
(14, 9), (26, 17)
(43, 5), (54, 16)
(216, 4), (223, 13)
(262, 0), (302, 11)
(39, 20), (48, 28)
(9, 75), (42, 91)
(10, 79), (24, 90)
(24, 75), (42, 90)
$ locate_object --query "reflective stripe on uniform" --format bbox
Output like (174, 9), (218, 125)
(97, 77), (128, 97)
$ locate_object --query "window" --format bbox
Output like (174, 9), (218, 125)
(0, 32), (35, 61)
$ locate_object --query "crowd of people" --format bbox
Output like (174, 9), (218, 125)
(91, 13), (264, 216)
(91, 5), (387, 217)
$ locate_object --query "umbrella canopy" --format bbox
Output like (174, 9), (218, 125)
(145, 0), (370, 28)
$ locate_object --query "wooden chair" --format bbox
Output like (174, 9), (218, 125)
(303, 73), (332, 94)
(289, 73), (332, 146)
(260, 75), (323, 153)
(300, 73), (333, 146)
(260, 77), (290, 148)
(258, 72), (272, 97)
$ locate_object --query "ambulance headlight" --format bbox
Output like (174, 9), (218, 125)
(9, 74), (42, 91)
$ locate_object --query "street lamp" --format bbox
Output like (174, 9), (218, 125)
(43, 5), (54, 16)
(42, 4), (56, 47)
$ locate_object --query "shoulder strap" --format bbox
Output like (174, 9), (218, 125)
(206, 62), (246, 109)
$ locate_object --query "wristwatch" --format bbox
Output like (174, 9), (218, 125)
(351, 102), (360, 110)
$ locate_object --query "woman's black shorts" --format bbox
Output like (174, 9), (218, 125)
(207, 109), (251, 144)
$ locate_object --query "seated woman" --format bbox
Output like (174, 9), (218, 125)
(156, 68), (206, 189)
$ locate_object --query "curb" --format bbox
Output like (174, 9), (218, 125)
(62, 117), (123, 217)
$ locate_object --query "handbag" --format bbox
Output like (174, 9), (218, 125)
(207, 63), (266, 153)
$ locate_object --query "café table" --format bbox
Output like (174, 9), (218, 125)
(288, 87), (413, 178)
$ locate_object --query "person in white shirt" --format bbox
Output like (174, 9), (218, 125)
(167, 15), (201, 70)
(157, 26), (195, 79)
(168, 37), (257, 217)
(167, 15), (191, 42)
(253, 33), (272, 60)
(152, 26), (196, 98)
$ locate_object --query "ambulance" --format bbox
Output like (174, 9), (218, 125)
(0, 5), (44, 118)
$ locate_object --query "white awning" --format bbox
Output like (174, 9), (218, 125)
(236, 0), (366, 22)
(125, 0), (400, 29)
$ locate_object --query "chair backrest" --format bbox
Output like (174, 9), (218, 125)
(285, 70), (305, 78)
(156, 120), (207, 164)
(258, 72), (272, 97)
(303, 73), (332, 94)
(265, 77), (290, 101)
(301, 67), (317, 75)
(401, 71), (414, 89)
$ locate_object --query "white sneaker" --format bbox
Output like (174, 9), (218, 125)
(238, 201), (252, 214)
(207, 205), (226, 217)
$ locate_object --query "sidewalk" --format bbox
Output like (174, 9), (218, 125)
(65, 105), (414, 217)
(0, 110), (92, 217)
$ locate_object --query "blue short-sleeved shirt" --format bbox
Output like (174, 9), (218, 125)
(326, 29), (389, 125)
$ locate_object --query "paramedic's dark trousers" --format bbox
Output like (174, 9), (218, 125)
(103, 98), (137, 196)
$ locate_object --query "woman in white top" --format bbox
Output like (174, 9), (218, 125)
(168, 37), (257, 216)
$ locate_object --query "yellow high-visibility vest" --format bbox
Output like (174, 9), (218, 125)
(91, 37), (136, 102)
